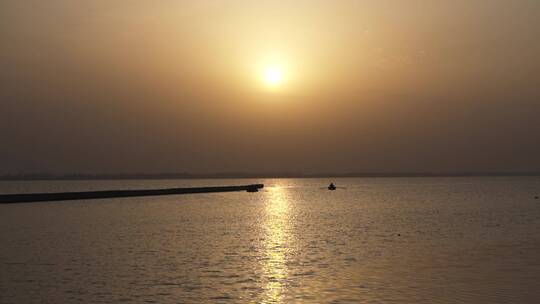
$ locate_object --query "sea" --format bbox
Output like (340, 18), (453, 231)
(1, 177), (540, 303)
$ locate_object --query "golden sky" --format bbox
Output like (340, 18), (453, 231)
(1, 1), (539, 174)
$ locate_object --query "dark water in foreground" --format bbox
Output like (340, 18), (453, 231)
(1, 177), (540, 303)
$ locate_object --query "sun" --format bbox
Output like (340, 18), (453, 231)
(263, 67), (284, 87)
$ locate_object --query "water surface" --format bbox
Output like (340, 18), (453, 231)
(1, 177), (540, 303)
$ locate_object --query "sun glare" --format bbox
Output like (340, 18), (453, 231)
(263, 67), (284, 87)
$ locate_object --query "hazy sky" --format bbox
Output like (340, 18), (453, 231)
(1, 0), (539, 175)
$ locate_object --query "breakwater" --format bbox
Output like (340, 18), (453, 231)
(0, 184), (264, 204)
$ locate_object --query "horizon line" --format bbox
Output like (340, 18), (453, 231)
(1, 172), (540, 181)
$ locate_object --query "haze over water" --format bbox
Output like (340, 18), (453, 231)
(2, 0), (539, 175)
(2, 177), (540, 303)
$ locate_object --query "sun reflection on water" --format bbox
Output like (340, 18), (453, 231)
(262, 186), (292, 303)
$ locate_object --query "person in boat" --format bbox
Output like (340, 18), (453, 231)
(328, 183), (336, 190)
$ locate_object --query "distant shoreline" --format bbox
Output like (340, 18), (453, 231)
(1, 172), (539, 181)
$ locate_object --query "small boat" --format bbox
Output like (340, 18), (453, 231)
(328, 183), (337, 191)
